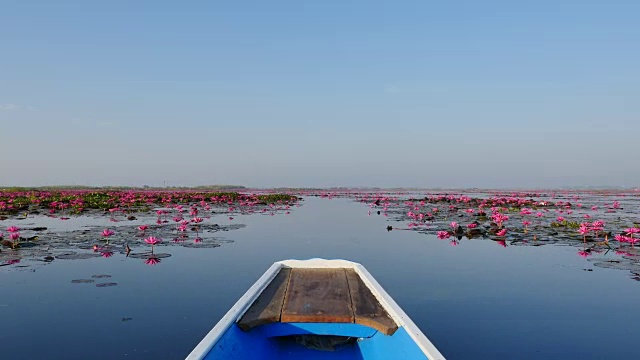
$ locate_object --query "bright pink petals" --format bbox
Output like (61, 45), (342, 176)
(144, 236), (161, 246)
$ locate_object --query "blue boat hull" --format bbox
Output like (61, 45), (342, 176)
(205, 322), (430, 359)
(187, 260), (444, 359)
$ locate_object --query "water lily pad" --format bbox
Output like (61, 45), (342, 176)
(95, 282), (118, 287)
(181, 242), (221, 249)
(128, 252), (172, 259)
(71, 279), (95, 283)
(56, 252), (101, 260)
(91, 274), (112, 279)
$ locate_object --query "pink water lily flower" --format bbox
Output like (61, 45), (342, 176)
(102, 229), (115, 237)
(7, 226), (20, 233)
(138, 225), (148, 231)
(614, 234), (629, 242)
(144, 236), (161, 246)
(436, 231), (450, 239)
(496, 229), (507, 237)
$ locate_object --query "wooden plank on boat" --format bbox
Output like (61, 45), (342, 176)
(345, 269), (398, 335)
(281, 268), (354, 323)
(237, 268), (291, 331)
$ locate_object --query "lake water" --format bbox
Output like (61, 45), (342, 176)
(2, 195), (640, 359)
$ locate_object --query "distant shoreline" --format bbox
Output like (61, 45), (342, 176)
(1, 185), (638, 192)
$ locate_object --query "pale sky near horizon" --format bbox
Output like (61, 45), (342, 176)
(1, 1), (638, 188)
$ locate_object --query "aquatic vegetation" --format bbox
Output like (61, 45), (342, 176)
(0, 189), (298, 216)
(352, 189), (640, 280)
(0, 188), (294, 270)
(144, 236), (162, 253)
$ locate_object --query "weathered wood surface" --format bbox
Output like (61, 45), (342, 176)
(238, 267), (397, 334)
(281, 268), (354, 323)
(345, 269), (398, 335)
(238, 268), (291, 331)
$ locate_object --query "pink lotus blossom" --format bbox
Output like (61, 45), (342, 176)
(578, 223), (590, 234)
(144, 236), (161, 246)
(6, 226), (20, 233)
(450, 221), (458, 229)
(615, 234), (629, 242)
(102, 229), (115, 237)
(496, 228), (507, 237)
(467, 223), (478, 229)
(9, 232), (20, 241)
(556, 216), (565, 222)
(138, 225), (148, 231)
(436, 231), (450, 239)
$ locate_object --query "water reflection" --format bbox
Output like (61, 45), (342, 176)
(145, 255), (161, 266)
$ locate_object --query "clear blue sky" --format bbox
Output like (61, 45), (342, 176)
(1, 1), (638, 188)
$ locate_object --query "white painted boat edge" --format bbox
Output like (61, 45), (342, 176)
(353, 263), (446, 360)
(278, 258), (362, 269)
(185, 262), (284, 360)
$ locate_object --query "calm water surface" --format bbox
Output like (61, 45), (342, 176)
(2, 197), (639, 359)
